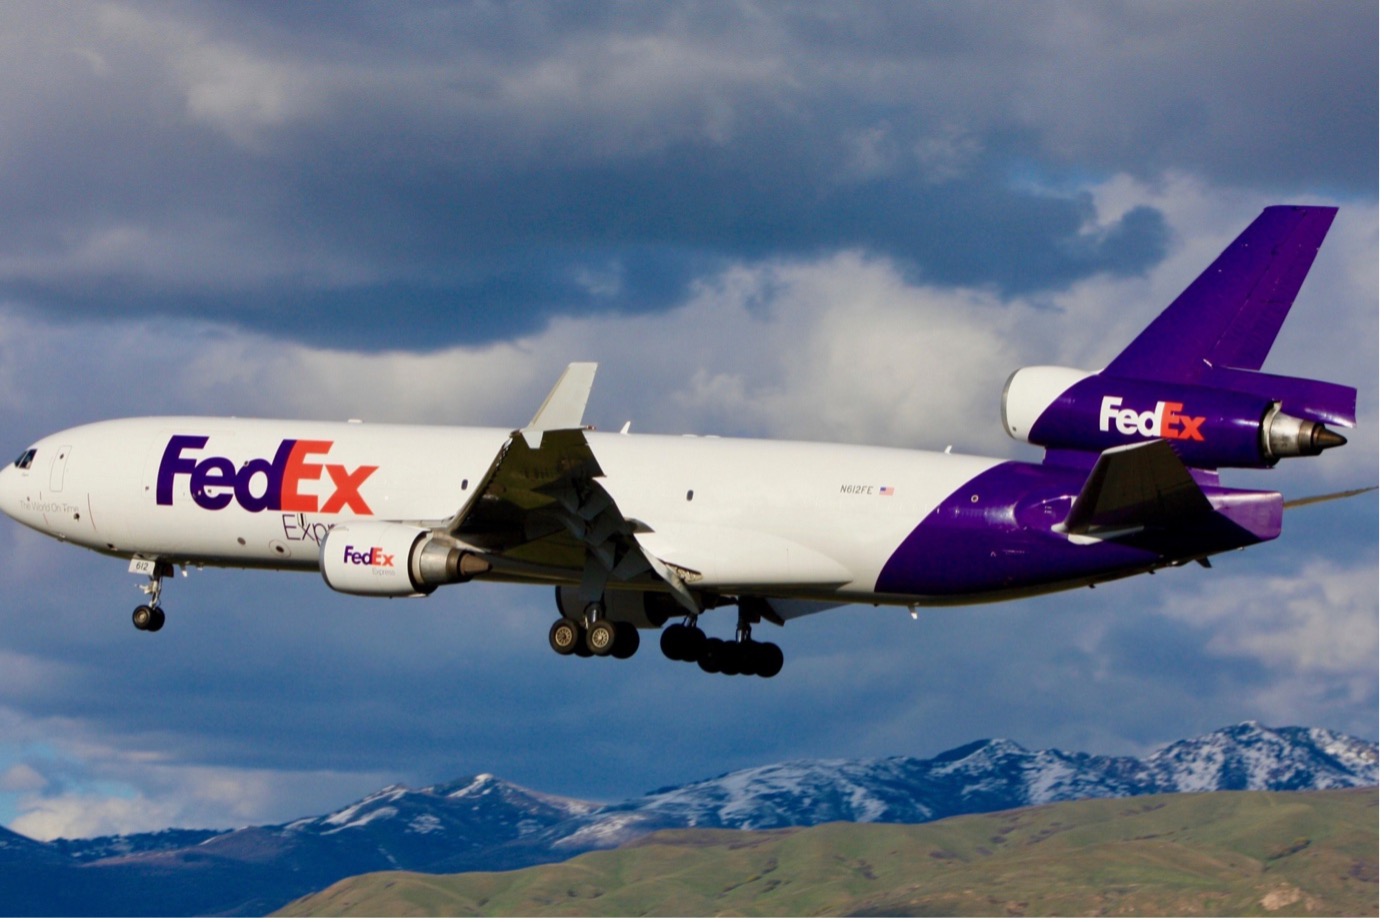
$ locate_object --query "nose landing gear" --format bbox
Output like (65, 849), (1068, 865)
(130, 559), (173, 633)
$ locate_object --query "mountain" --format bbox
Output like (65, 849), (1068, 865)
(0, 774), (599, 916)
(49, 827), (228, 863)
(278, 788), (1380, 918)
(531, 720), (1378, 853)
(0, 721), (1375, 916)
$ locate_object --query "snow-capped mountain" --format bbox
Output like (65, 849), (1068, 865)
(48, 828), (227, 863)
(265, 772), (600, 868)
(1142, 723), (1379, 792)
(534, 721), (1378, 853)
(0, 722), (1374, 916)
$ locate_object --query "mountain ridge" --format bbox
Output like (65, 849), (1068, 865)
(0, 720), (1375, 915)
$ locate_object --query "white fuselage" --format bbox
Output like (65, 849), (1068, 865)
(0, 417), (1000, 603)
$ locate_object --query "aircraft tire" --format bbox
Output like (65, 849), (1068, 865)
(682, 626), (707, 662)
(612, 622), (640, 659)
(586, 619), (618, 656)
(659, 623), (686, 660)
(549, 618), (582, 656)
(753, 642), (784, 678)
(147, 606), (166, 633)
(698, 638), (725, 673)
(132, 605), (156, 632)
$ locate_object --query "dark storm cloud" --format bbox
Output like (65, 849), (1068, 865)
(0, 1), (1371, 349)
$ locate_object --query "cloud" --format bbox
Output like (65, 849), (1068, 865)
(0, 763), (44, 793)
(6, 758), (393, 840)
(1156, 558), (1378, 706)
(0, 3), (1369, 349)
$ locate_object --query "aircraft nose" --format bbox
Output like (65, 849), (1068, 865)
(0, 461), (18, 521)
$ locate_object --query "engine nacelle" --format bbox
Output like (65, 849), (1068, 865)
(1002, 367), (1347, 469)
(320, 521), (490, 597)
(554, 585), (687, 628)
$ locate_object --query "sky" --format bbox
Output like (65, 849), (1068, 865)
(0, 1), (1376, 840)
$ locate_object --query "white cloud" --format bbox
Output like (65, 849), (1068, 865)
(0, 763), (44, 792)
(1156, 557), (1378, 713)
(5, 752), (394, 840)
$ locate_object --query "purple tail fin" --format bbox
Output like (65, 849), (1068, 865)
(1106, 205), (1337, 383)
(1006, 205), (1355, 470)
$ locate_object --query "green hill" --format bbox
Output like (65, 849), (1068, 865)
(277, 788), (1378, 917)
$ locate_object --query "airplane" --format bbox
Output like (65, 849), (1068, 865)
(0, 205), (1360, 678)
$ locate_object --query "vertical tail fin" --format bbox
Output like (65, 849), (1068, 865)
(1105, 205), (1337, 383)
(1002, 205), (1355, 469)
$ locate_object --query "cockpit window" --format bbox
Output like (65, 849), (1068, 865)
(13, 448), (36, 470)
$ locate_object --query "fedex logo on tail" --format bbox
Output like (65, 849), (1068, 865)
(1099, 396), (1206, 441)
(157, 435), (378, 514)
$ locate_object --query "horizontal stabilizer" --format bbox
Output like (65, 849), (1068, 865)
(1061, 440), (1212, 537)
(1283, 486), (1377, 509)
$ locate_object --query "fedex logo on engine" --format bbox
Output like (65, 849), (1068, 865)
(343, 545), (394, 568)
(157, 435), (378, 514)
(1099, 396), (1206, 441)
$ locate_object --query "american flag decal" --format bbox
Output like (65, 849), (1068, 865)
(880, 486), (895, 496)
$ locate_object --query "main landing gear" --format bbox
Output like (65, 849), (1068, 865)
(545, 592), (785, 678)
(131, 561), (173, 633)
(549, 602), (640, 659)
(660, 619), (783, 678)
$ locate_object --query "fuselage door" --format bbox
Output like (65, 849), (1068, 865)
(49, 445), (72, 492)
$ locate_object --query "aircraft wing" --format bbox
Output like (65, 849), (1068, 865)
(441, 364), (701, 611)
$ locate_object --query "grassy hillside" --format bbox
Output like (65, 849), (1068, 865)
(277, 788), (1378, 917)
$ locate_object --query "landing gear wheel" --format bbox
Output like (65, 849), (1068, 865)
(698, 637), (726, 674)
(611, 622), (640, 659)
(660, 623), (687, 660)
(586, 619), (618, 656)
(146, 606), (166, 633)
(549, 618), (581, 655)
(682, 625), (707, 662)
(132, 605), (158, 632)
(720, 642), (747, 676)
(753, 642), (783, 678)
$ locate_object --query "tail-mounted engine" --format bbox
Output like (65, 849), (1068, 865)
(1002, 365), (1352, 469)
(319, 521), (491, 597)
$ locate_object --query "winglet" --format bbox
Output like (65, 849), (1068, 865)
(522, 362), (598, 447)
(1059, 440), (1212, 538)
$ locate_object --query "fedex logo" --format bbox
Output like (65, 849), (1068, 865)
(157, 435), (378, 514)
(343, 545), (394, 568)
(1099, 396), (1205, 441)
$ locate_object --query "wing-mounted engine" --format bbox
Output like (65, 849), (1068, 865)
(320, 521), (490, 597)
(1002, 367), (1352, 469)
